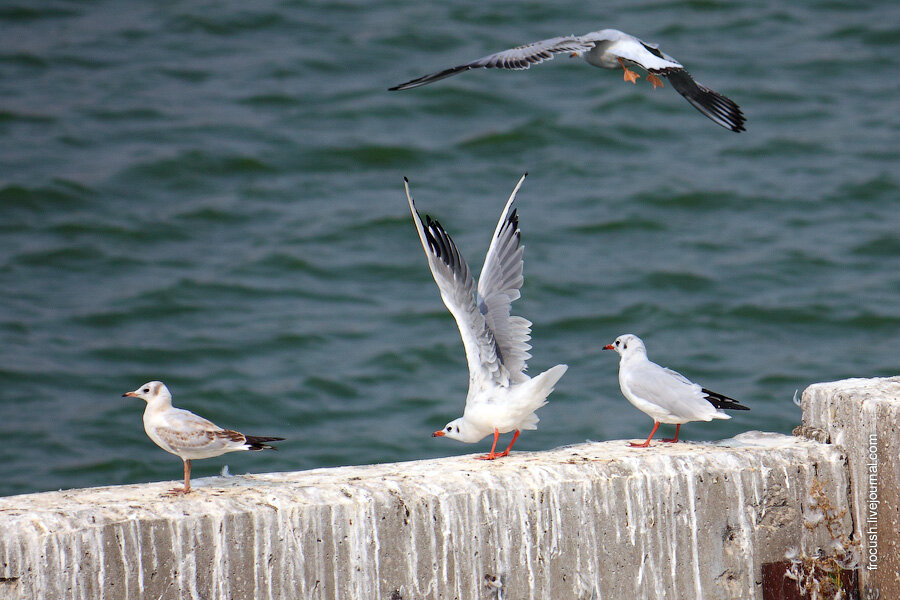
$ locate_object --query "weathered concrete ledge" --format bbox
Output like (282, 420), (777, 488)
(800, 376), (900, 597)
(0, 432), (849, 600)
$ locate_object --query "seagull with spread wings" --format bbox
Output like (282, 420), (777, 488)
(406, 175), (567, 460)
(390, 28), (745, 132)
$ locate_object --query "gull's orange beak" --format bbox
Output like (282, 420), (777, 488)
(570, 52), (578, 58)
(603, 344), (615, 350)
(123, 391), (138, 397)
(432, 430), (445, 437)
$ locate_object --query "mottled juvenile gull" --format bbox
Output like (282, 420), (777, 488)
(124, 381), (284, 494)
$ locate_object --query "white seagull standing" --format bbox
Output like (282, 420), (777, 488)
(124, 381), (284, 494)
(603, 334), (749, 447)
(390, 28), (745, 132)
(406, 175), (568, 460)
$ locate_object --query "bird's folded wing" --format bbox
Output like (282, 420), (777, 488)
(623, 362), (708, 418)
(155, 410), (237, 451)
(154, 426), (226, 453)
(389, 36), (595, 90)
(406, 180), (508, 389)
(476, 174), (532, 383)
(702, 388), (749, 410)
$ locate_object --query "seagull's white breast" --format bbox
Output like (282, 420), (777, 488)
(583, 41), (621, 70)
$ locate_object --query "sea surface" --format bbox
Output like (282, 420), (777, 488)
(0, 0), (898, 497)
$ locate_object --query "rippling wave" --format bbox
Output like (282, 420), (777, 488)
(0, 0), (897, 496)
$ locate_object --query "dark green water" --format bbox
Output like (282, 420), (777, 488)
(0, 1), (897, 497)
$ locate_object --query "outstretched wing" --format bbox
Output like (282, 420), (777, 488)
(583, 29), (746, 132)
(405, 179), (509, 390)
(476, 174), (532, 383)
(662, 69), (746, 132)
(389, 35), (594, 90)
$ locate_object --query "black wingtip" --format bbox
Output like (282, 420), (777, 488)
(702, 388), (750, 411)
(244, 435), (286, 451)
(663, 69), (746, 133)
(403, 176), (409, 183)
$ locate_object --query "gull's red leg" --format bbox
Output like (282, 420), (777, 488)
(629, 422), (660, 448)
(497, 430), (521, 457)
(168, 459), (192, 495)
(663, 424), (681, 443)
(475, 429), (501, 460)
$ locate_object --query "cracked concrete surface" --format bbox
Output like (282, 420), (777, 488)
(0, 430), (851, 600)
(801, 376), (900, 598)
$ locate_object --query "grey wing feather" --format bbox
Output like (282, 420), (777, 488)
(624, 361), (719, 420)
(165, 408), (221, 432)
(389, 36), (595, 90)
(405, 179), (509, 388)
(476, 174), (532, 382)
(155, 420), (227, 453)
(658, 365), (695, 387)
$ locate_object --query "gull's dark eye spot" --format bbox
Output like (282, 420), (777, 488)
(615, 340), (620, 346)
(446, 426), (452, 431)
(143, 388), (150, 393)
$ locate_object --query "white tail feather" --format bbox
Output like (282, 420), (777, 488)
(517, 364), (568, 429)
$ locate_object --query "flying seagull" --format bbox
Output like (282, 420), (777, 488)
(390, 28), (745, 132)
(124, 381), (284, 494)
(603, 334), (749, 447)
(406, 175), (567, 460)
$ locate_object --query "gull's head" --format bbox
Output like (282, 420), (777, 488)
(123, 381), (171, 403)
(603, 334), (646, 358)
(433, 417), (481, 443)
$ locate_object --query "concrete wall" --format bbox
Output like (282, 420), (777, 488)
(0, 431), (850, 600)
(800, 376), (900, 598)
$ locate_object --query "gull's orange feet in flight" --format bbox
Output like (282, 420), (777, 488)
(618, 57), (640, 84)
(647, 73), (664, 89)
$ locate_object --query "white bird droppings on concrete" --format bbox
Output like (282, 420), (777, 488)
(0, 435), (850, 600)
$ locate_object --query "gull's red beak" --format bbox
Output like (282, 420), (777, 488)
(432, 430), (445, 437)
(602, 344), (615, 350)
(123, 391), (138, 397)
